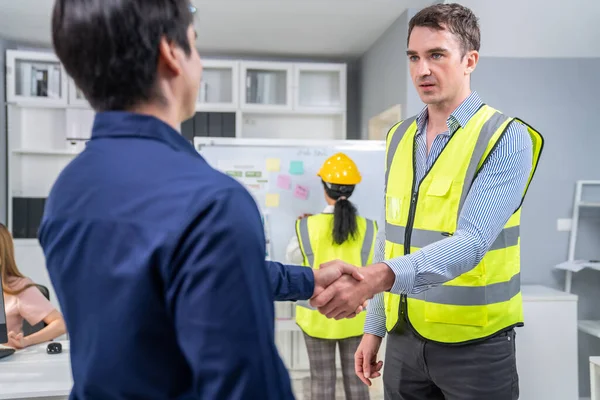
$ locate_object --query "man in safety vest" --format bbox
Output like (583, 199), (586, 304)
(310, 3), (544, 399)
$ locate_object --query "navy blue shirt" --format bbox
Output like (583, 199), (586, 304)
(38, 111), (314, 399)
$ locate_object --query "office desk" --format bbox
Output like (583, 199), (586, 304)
(0, 341), (72, 399)
(591, 357), (600, 400)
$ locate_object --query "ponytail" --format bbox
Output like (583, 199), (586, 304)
(322, 180), (358, 245)
(332, 197), (358, 245)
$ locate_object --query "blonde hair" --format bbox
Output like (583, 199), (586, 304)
(0, 223), (35, 295)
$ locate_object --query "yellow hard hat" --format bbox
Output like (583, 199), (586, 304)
(317, 153), (361, 185)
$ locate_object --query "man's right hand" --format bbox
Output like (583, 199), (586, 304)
(355, 333), (384, 386)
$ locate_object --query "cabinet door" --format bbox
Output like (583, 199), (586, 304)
(240, 61), (293, 111)
(67, 78), (91, 108)
(6, 50), (68, 106)
(197, 60), (239, 111)
(293, 63), (346, 113)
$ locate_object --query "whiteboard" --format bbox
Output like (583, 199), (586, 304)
(194, 138), (386, 264)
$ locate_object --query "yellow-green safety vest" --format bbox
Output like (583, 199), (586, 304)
(295, 213), (377, 339)
(383, 104), (544, 344)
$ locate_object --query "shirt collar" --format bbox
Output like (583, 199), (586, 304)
(415, 91), (484, 136)
(323, 204), (334, 213)
(91, 111), (199, 157)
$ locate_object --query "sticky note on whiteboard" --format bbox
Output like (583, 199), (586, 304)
(289, 161), (304, 175)
(294, 185), (309, 200)
(266, 193), (280, 208)
(266, 158), (281, 172)
(277, 174), (291, 190)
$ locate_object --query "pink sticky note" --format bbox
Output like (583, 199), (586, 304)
(277, 174), (291, 189)
(294, 184), (309, 200)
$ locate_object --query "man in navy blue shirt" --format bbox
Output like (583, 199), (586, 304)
(40, 1), (365, 399)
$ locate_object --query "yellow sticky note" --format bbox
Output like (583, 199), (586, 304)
(266, 193), (280, 208)
(266, 158), (281, 172)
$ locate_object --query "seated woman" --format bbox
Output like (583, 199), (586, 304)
(1, 223), (66, 349)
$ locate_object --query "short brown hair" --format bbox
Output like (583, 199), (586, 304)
(408, 3), (480, 57)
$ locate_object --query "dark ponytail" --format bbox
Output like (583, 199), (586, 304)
(322, 180), (358, 245)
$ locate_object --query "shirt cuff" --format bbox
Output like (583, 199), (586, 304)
(364, 312), (387, 338)
(292, 265), (315, 300)
(383, 256), (416, 295)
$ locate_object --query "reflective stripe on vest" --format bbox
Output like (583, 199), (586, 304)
(408, 272), (521, 305)
(385, 224), (520, 251)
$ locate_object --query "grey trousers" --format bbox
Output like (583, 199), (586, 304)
(383, 328), (519, 400)
(303, 332), (370, 400)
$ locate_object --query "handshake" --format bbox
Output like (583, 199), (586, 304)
(309, 260), (384, 320)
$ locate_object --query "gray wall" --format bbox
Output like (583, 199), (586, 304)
(359, 10), (410, 138)
(473, 57), (600, 396)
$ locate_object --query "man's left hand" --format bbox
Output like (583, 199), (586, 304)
(310, 260), (379, 320)
(313, 262), (367, 318)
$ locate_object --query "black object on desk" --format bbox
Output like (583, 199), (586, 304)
(47, 342), (62, 354)
(0, 347), (15, 359)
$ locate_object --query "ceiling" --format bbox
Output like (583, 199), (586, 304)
(0, 0), (435, 58)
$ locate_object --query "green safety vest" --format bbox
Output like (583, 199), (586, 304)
(295, 213), (377, 339)
(383, 104), (544, 344)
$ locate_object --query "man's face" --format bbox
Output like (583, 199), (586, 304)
(407, 25), (476, 107)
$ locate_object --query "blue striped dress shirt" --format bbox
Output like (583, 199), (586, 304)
(364, 91), (534, 338)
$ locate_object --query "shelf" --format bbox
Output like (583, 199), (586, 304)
(12, 148), (78, 156)
(577, 202), (600, 207)
(555, 259), (600, 273)
(241, 108), (344, 116)
(13, 238), (41, 247)
(579, 320), (600, 338)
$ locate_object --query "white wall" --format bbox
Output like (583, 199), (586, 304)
(451, 0), (600, 58)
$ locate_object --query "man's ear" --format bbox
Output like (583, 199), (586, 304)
(465, 50), (479, 75)
(158, 37), (182, 76)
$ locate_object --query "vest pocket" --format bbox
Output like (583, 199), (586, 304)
(426, 177), (453, 197)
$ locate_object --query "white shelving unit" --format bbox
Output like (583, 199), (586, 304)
(555, 180), (600, 339)
(181, 59), (347, 141)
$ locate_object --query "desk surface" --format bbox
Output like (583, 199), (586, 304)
(0, 341), (72, 399)
(521, 284), (578, 302)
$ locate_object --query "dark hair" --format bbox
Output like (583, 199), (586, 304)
(322, 180), (358, 245)
(408, 3), (480, 57)
(51, 0), (195, 111)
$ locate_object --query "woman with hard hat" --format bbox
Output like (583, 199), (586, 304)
(286, 153), (377, 400)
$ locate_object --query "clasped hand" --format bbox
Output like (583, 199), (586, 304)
(310, 260), (374, 320)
